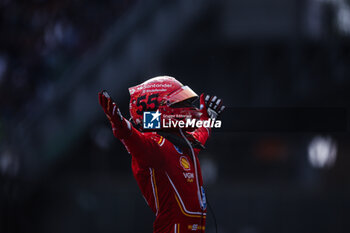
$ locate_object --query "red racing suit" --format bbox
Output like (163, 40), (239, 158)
(111, 115), (210, 233)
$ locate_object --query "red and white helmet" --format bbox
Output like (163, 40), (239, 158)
(128, 76), (201, 130)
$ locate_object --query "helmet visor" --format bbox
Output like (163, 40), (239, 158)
(166, 86), (198, 106)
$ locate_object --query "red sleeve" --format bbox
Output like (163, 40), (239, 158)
(188, 113), (211, 148)
(111, 118), (163, 167)
(189, 126), (211, 146)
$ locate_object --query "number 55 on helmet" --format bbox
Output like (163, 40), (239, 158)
(128, 76), (201, 131)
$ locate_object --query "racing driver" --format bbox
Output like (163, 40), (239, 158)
(98, 76), (224, 233)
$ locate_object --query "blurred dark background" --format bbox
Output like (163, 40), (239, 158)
(1, 0), (350, 232)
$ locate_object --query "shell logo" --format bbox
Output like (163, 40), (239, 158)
(179, 156), (191, 171)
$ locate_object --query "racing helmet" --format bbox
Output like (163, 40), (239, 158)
(128, 76), (201, 130)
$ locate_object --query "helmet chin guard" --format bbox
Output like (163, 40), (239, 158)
(128, 76), (200, 131)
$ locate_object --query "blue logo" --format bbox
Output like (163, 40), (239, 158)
(143, 110), (161, 129)
(201, 186), (207, 209)
(174, 145), (183, 154)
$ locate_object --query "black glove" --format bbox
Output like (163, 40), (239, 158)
(203, 94), (225, 120)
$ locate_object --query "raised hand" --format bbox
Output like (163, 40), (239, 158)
(200, 93), (225, 120)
